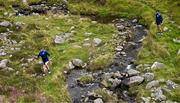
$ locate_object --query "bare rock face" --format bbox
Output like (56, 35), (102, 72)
(151, 62), (165, 69)
(122, 76), (144, 86)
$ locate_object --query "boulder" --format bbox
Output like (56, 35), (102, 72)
(117, 25), (125, 31)
(166, 80), (179, 90)
(0, 21), (12, 27)
(93, 38), (102, 47)
(108, 78), (121, 88)
(122, 76), (144, 86)
(54, 33), (73, 44)
(0, 59), (9, 69)
(146, 80), (159, 89)
(143, 73), (154, 81)
(173, 38), (180, 44)
(151, 62), (165, 69)
(54, 35), (65, 44)
(126, 69), (140, 76)
(94, 98), (103, 103)
(84, 32), (92, 37)
(71, 59), (84, 67)
(152, 88), (166, 102)
(141, 97), (151, 103)
(68, 61), (75, 70)
(178, 49), (180, 55)
(163, 27), (169, 32)
(132, 19), (138, 23)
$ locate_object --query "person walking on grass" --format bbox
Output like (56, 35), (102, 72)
(155, 10), (163, 33)
(37, 49), (51, 74)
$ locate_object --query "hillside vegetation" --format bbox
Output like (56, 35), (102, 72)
(0, 0), (179, 102)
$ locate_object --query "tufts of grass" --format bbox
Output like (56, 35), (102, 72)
(78, 75), (94, 84)
(88, 53), (113, 71)
(95, 88), (119, 102)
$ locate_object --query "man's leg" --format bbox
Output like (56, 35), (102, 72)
(45, 61), (50, 73)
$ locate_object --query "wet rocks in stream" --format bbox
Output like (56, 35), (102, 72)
(67, 18), (148, 103)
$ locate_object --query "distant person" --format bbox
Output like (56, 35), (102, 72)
(155, 10), (163, 33)
(37, 49), (51, 74)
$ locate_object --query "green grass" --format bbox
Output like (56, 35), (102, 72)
(0, 14), (116, 102)
(78, 75), (94, 84)
(0, 0), (180, 102)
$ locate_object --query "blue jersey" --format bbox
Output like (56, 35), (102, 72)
(38, 50), (50, 64)
(155, 12), (163, 25)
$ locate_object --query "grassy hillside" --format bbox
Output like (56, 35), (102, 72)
(0, 0), (180, 102)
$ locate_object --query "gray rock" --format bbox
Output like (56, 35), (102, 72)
(84, 32), (92, 37)
(68, 61), (75, 70)
(132, 19), (138, 23)
(0, 59), (9, 69)
(152, 88), (166, 102)
(0, 21), (12, 27)
(141, 97), (151, 103)
(54, 35), (65, 44)
(108, 78), (121, 88)
(122, 76), (144, 86)
(166, 80), (179, 90)
(117, 25), (125, 31)
(146, 80), (159, 89)
(72, 59), (83, 67)
(151, 62), (165, 69)
(163, 27), (169, 32)
(173, 38), (180, 44)
(94, 98), (103, 103)
(177, 49), (180, 55)
(115, 46), (123, 52)
(143, 73), (154, 81)
(93, 38), (102, 47)
(126, 69), (140, 76)
(54, 33), (73, 44)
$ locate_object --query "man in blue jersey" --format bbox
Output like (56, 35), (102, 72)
(37, 49), (50, 74)
(155, 10), (163, 33)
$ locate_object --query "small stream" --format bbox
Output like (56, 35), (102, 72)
(67, 18), (148, 103)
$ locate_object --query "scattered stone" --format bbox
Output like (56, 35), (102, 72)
(152, 88), (166, 102)
(93, 38), (102, 47)
(84, 32), (92, 37)
(151, 62), (165, 69)
(143, 72), (154, 81)
(132, 19), (138, 23)
(163, 27), (169, 32)
(68, 61), (75, 70)
(173, 38), (180, 44)
(0, 21), (12, 27)
(115, 46), (123, 52)
(126, 69), (140, 76)
(117, 25), (125, 31)
(71, 59), (84, 68)
(122, 76), (144, 86)
(92, 21), (97, 24)
(146, 80), (159, 89)
(0, 59), (9, 69)
(177, 49), (180, 55)
(94, 98), (103, 103)
(141, 97), (151, 103)
(54, 33), (73, 44)
(108, 78), (121, 88)
(166, 80), (179, 90)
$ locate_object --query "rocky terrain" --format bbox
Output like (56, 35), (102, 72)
(0, 0), (179, 103)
